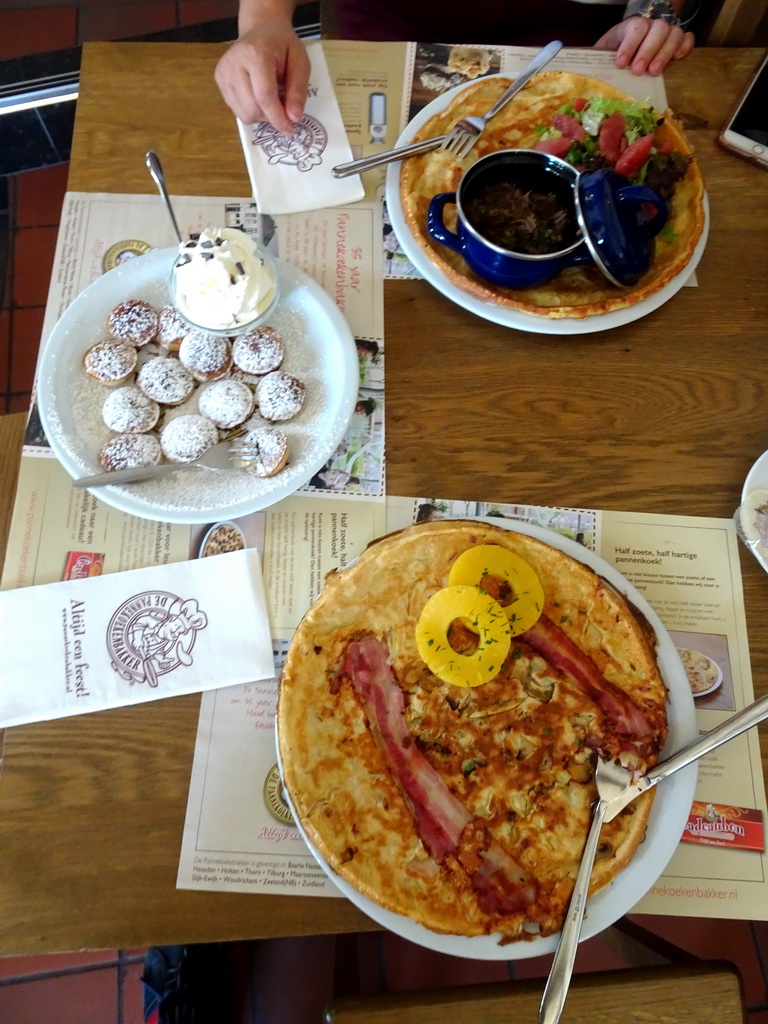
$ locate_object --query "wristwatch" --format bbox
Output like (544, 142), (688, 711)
(623, 0), (682, 26)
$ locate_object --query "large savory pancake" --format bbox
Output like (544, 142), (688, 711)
(400, 71), (706, 319)
(278, 521), (669, 941)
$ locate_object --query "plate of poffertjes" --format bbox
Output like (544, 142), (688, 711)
(277, 518), (697, 960)
(35, 247), (359, 525)
(385, 70), (709, 334)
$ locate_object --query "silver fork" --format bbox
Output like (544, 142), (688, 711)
(538, 756), (630, 1024)
(72, 441), (251, 488)
(228, 440), (264, 468)
(332, 40), (562, 178)
(442, 39), (563, 158)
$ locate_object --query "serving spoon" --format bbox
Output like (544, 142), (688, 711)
(145, 150), (182, 244)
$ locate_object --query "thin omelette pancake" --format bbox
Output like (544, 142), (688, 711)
(400, 71), (706, 319)
(278, 521), (669, 942)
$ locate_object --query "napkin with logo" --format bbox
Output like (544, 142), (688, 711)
(237, 41), (364, 215)
(0, 549), (274, 728)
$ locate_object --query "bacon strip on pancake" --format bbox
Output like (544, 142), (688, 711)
(342, 636), (537, 914)
(519, 614), (654, 763)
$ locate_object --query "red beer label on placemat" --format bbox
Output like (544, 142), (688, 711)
(63, 551), (105, 580)
(681, 801), (765, 852)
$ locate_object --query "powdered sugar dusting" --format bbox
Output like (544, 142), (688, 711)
(37, 251), (358, 522)
(100, 432), (162, 470)
(138, 356), (195, 405)
(107, 299), (158, 346)
(256, 370), (305, 421)
(232, 326), (284, 374)
(179, 331), (232, 379)
(198, 379), (254, 428)
(84, 340), (137, 383)
(102, 385), (160, 432)
(160, 414), (219, 462)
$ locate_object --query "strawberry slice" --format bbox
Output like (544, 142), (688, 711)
(533, 136), (573, 158)
(615, 133), (654, 178)
(552, 113), (586, 141)
(654, 134), (675, 156)
(598, 111), (626, 165)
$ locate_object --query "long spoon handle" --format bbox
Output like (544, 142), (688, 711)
(145, 150), (183, 243)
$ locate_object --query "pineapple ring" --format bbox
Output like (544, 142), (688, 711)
(448, 544), (544, 635)
(415, 584), (511, 688)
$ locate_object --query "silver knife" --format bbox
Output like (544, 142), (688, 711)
(332, 39), (563, 179)
(604, 690), (768, 823)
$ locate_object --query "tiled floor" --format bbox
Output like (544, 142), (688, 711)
(4, 3), (768, 1021)
(0, 948), (147, 1023)
(2, 163), (68, 412)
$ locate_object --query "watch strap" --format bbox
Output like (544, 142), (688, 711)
(623, 0), (682, 25)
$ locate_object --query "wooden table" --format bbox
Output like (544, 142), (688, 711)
(1, 41), (767, 956)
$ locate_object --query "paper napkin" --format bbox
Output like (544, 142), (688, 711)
(238, 41), (365, 215)
(0, 549), (274, 728)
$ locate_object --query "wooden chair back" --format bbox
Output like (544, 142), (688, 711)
(324, 963), (745, 1024)
(700, 0), (768, 45)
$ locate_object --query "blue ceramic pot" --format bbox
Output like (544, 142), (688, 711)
(427, 149), (668, 290)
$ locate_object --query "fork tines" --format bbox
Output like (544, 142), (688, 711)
(441, 118), (482, 159)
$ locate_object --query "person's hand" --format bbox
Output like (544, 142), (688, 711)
(594, 16), (694, 77)
(214, 13), (310, 136)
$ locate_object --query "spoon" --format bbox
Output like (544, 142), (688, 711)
(145, 150), (182, 244)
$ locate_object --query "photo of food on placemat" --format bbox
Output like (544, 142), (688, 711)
(670, 630), (733, 712)
(408, 43), (503, 120)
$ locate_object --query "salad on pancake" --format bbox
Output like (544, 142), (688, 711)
(534, 93), (692, 217)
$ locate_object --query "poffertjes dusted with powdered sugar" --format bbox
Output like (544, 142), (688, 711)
(278, 521), (669, 942)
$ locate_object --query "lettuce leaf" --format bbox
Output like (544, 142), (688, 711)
(564, 135), (599, 166)
(582, 96), (658, 138)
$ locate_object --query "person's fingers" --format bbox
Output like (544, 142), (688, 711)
(215, 49), (264, 124)
(674, 30), (695, 60)
(598, 18), (695, 75)
(641, 23), (692, 74)
(625, 17), (670, 73)
(645, 24), (686, 74)
(214, 32), (300, 134)
(225, 64), (268, 124)
(282, 40), (311, 124)
(613, 18), (650, 69)
(247, 62), (295, 135)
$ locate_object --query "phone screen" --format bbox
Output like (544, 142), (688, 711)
(730, 56), (768, 146)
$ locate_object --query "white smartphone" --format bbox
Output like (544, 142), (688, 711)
(719, 53), (768, 171)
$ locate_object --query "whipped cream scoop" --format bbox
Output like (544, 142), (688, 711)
(172, 227), (278, 332)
